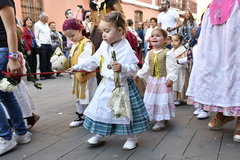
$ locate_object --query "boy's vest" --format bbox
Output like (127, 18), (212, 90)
(70, 37), (95, 99)
(148, 48), (169, 79)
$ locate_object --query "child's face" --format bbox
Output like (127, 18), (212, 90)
(150, 30), (167, 49)
(171, 35), (182, 49)
(99, 20), (123, 45)
(63, 29), (83, 42)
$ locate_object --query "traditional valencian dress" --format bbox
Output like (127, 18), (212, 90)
(171, 45), (187, 102)
(137, 48), (177, 121)
(73, 38), (150, 135)
(69, 37), (97, 105)
(187, 0), (240, 116)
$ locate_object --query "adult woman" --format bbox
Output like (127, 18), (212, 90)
(179, 10), (196, 45)
(21, 17), (38, 80)
(49, 21), (63, 52)
(82, 10), (93, 37)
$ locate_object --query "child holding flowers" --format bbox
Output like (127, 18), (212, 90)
(68, 11), (150, 150)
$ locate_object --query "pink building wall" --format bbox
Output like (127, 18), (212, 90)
(14, 0), (161, 31)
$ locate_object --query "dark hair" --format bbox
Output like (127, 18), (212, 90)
(183, 10), (195, 26)
(83, 10), (91, 21)
(102, 11), (127, 32)
(23, 17), (32, 26)
(150, 17), (157, 23)
(65, 9), (71, 18)
(172, 33), (183, 42)
(127, 19), (133, 26)
(152, 28), (168, 39)
(166, 0), (170, 8)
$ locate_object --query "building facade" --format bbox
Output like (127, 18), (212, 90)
(15, 0), (198, 31)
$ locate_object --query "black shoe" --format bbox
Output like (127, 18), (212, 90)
(40, 77), (46, 80)
(69, 112), (84, 128)
(46, 75), (56, 79)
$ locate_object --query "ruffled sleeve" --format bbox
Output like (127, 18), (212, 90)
(137, 51), (150, 80)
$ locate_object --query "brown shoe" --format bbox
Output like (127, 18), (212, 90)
(27, 113), (40, 130)
(208, 116), (235, 130)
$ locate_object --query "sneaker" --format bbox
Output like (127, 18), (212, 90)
(197, 110), (209, 119)
(174, 101), (181, 106)
(13, 131), (32, 144)
(0, 137), (17, 156)
(86, 135), (105, 146)
(193, 108), (202, 115)
(69, 112), (84, 128)
(152, 121), (166, 132)
(123, 138), (138, 150)
(233, 130), (240, 142)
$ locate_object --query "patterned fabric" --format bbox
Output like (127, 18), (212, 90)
(188, 98), (240, 117)
(186, 1), (240, 107)
(148, 49), (168, 78)
(83, 78), (151, 135)
(144, 76), (175, 121)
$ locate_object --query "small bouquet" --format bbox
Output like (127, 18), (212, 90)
(50, 47), (69, 71)
(107, 51), (132, 120)
(0, 72), (21, 92)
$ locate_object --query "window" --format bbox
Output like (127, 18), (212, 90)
(134, 10), (143, 29)
(21, 0), (43, 22)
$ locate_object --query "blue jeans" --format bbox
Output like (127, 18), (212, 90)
(0, 48), (27, 140)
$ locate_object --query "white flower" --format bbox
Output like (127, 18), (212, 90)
(0, 78), (17, 92)
(50, 47), (69, 71)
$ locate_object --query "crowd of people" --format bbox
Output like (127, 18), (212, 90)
(1, 0), (240, 156)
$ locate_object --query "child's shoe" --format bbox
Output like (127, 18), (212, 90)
(174, 101), (181, 106)
(69, 112), (84, 128)
(208, 116), (235, 130)
(152, 121), (166, 131)
(0, 137), (17, 156)
(86, 135), (105, 146)
(27, 113), (40, 130)
(123, 137), (138, 150)
(197, 110), (209, 119)
(13, 131), (32, 144)
(233, 130), (240, 142)
(193, 108), (202, 115)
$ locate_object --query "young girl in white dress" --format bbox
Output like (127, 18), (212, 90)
(69, 11), (150, 150)
(62, 18), (97, 128)
(136, 28), (177, 131)
(170, 34), (187, 106)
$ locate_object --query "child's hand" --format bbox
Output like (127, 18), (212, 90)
(166, 79), (173, 87)
(133, 75), (139, 80)
(112, 62), (122, 72)
(67, 67), (76, 74)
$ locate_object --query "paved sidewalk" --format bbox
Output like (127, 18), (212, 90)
(1, 75), (240, 160)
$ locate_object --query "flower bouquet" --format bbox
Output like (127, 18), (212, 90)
(50, 47), (69, 71)
(0, 72), (21, 92)
(107, 51), (132, 120)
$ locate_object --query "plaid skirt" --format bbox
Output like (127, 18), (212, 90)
(83, 78), (151, 136)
